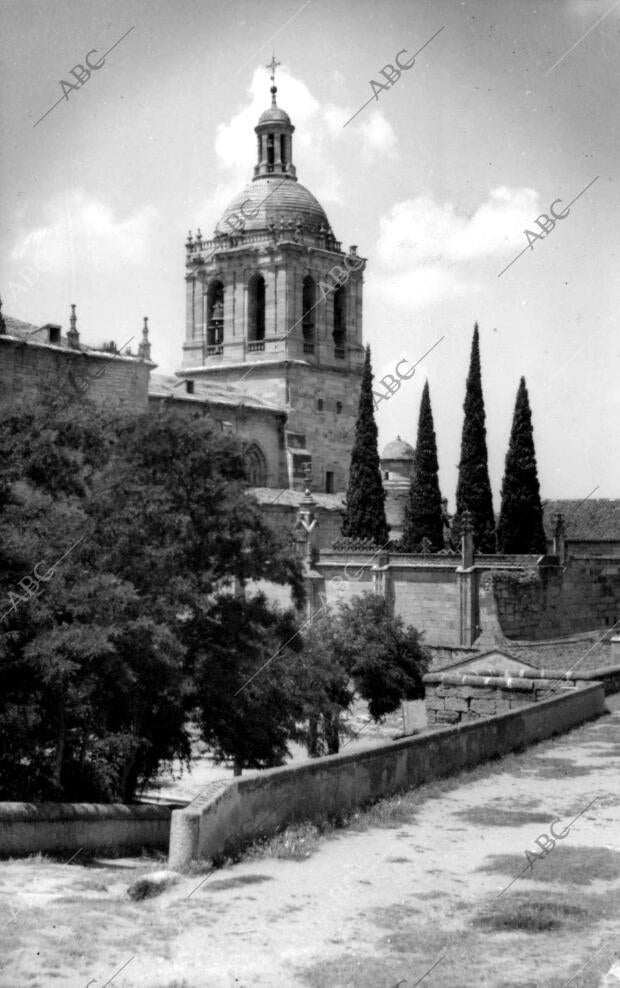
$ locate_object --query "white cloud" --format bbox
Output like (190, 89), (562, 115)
(358, 110), (398, 162)
(368, 187), (539, 309)
(377, 187), (540, 269)
(11, 190), (157, 276)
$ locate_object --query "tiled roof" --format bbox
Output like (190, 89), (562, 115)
(4, 315), (46, 340)
(432, 632), (614, 673)
(148, 373), (285, 414)
(488, 632), (612, 673)
(3, 315), (145, 363)
(542, 499), (620, 542)
(250, 487), (345, 511)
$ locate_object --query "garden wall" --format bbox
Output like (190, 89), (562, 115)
(0, 803), (173, 858)
(168, 682), (604, 870)
(484, 557), (620, 640)
(424, 663), (620, 725)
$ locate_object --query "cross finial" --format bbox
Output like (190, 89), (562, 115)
(267, 51), (281, 85)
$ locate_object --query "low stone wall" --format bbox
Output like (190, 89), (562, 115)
(423, 672), (572, 726)
(424, 663), (620, 726)
(168, 683), (604, 870)
(0, 803), (173, 858)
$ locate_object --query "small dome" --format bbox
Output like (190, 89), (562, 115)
(257, 105), (292, 126)
(381, 435), (415, 460)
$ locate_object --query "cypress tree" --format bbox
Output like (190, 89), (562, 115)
(402, 381), (444, 551)
(341, 345), (389, 545)
(497, 377), (546, 553)
(453, 324), (496, 552)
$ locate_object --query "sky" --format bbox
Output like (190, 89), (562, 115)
(1, 0), (619, 508)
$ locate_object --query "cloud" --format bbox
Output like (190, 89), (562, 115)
(377, 187), (540, 268)
(11, 190), (157, 276)
(368, 187), (540, 309)
(358, 110), (397, 162)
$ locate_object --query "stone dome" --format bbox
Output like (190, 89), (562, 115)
(216, 176), (332, 236)
(258, 105), (292, 126)
(381, 435), (415, 460)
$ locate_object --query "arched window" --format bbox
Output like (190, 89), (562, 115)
(243, 443), (268, 486)
(302, 276), (315, 348)
(280, 135), (286, 168)
(248, 274), (265, 342)
(206, 280), (224, 347)
(333, 285), (346, 355)
(266, 133), (275, 171)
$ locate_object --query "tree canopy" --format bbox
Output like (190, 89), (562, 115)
(0, 397), (304, 799)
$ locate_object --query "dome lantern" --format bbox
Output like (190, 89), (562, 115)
(254, 52), (296, 180)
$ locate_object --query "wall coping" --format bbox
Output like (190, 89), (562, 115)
(422, 672), (579, 691)
(0, 802), (173, 822)
(423, 665), (620, 688)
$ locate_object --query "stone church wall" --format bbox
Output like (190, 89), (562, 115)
(0, 336), (150, 413)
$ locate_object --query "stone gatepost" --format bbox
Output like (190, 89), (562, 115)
(294, 482), (325, 619)
(456, 510), (479, 645)
(553, 511), (567, 563)
(372, 550), (394, 614)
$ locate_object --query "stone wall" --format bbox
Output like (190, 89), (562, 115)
(424, 664), (620, 726)
(484, 556), (620, 640)
(168, 683), (605, 870)
(0, 335), (152, 413)
(317, 551), (461, 644)
(423, 672), (573, 726)
(311, 550), (620, 647)
(0, 803), (173, 858)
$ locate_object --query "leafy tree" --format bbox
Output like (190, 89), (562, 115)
(0, 398), (305, 798)
(300, 594), (430, 754)
(497, 377), (546, 553)
(341, 346), (389, 545)
(402, 381), (444, 552)
(187, 594), (307, 775)
(453, 324), (496, 552)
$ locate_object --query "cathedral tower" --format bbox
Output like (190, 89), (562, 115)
(181, 64), (366, 493)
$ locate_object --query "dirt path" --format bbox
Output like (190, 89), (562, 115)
(1, 698), (620, 988)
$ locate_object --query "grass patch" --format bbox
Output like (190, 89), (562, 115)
(454, 805), (551, 827)
(518, 756), (595, 779)
(479, 845), (620, 886)
(474, 893), (590, 932)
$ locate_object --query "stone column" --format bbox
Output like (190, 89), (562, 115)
(372, 552), (394, 614)
(294, 484), (324, 619)
(457, 511), (478, 645)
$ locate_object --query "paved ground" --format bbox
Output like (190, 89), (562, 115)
(1, 697), (620, 988)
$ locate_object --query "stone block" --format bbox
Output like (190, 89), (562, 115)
(445, 697), (469, 712)
(434, 710), (460, 724)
